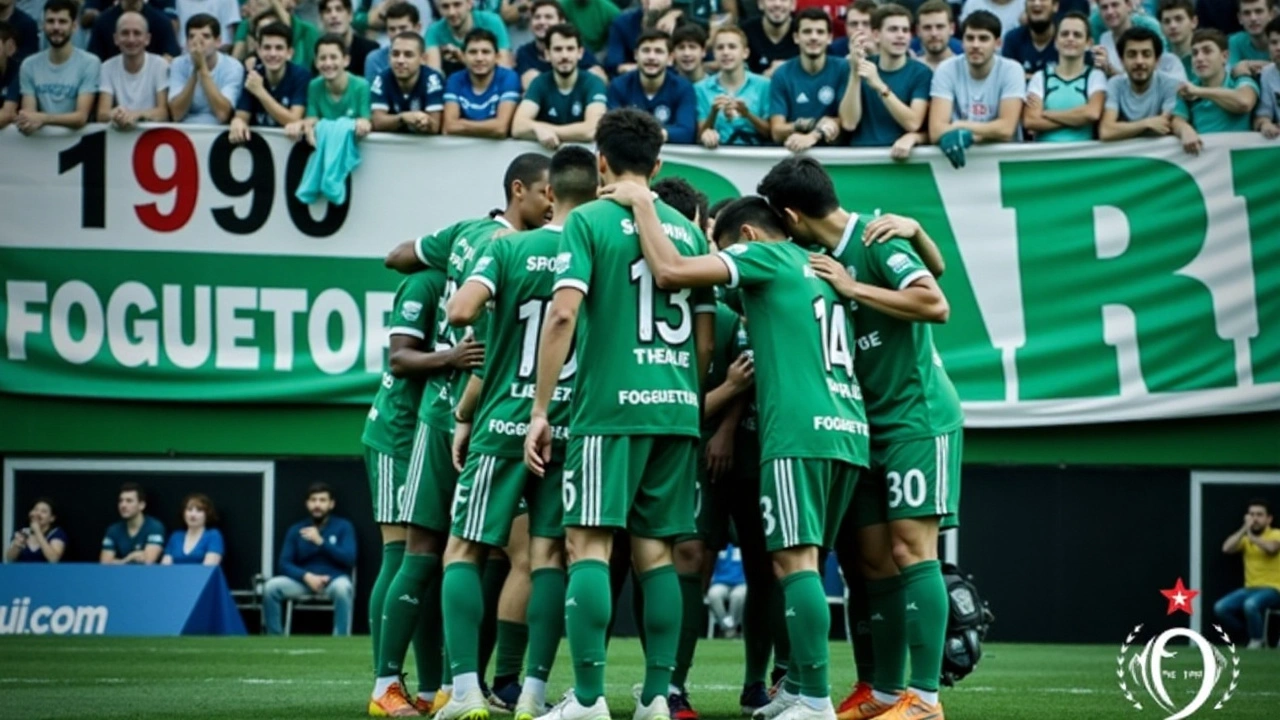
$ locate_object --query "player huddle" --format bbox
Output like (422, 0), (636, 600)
(361, 107), (963, 720)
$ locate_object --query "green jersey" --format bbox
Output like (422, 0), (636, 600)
(306, 73), (372, 119)
(718, 240), (869, 467)
(554, 197), (716, 437)
(418, 214), (515, 432)
(831, 214), (963, 443)
(465, 226), (576, 459)
(524, 71), (608, 126)
(702, 301), (742, 439)
(362, 269), (447, 457)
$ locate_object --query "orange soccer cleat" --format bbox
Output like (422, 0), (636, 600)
(836, 683), (896, 720)
(875, 692), (943, 720)
(369, 680), (421, 718)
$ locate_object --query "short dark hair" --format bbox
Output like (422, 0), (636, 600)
(385, 1), (421, 24)
(181, 493), (219, 526)
(712, 196), (788, 247)
(549, 145), (599, 207)
(960, 9), (1001, 37)
(119, 482), (147, 503)
(503, 152), (552, 203)
(1190, 27), (1228, 51)
(531, 0), (566, 20)
(31, 497), (57, 520)
(464, 27), (498, 50)
(257, 21), (294, 48)
(757, 157), (840, 219)
(1248, 498), (1272, 516)
(392, 30), (425, 52)
(1269, 15), (1280, 37)
(653, 177), (707, 225)
(1116, 25), (1163, 57)
(1058, 11), (1091, 39)
(546, 22), (581, 47)
(1236, 0), (1276, 10)
(637, 27), (672, 50)
(708, 197), (735, 221)
(307, 482), (333, 499)
(596, 108), (665, 177)
(795, 7), (833, 32)
(254, 8), (288, 29)
(1157, 0), (1196, 20)
(43, 0), (78, 19)
(186, 12), (222, 39)
(316, 32), (349, 56)
(872, 3), (912, 30)
(916, 0), (954, 21)
(848, 0), (878, 18)
(320, 0), (353, 14)
(671, 22), (708, 48)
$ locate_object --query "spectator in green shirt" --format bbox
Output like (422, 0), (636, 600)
(562, 0), (620, 54)
(234, 2), (322, 69)
(512, 22), (607, 147)
(426, 0), (513, 75)
(286, 32), (372, 143)
(1174, 27), (1259, 143)
(1158, 0), (1199, 80)
(1228, 0), (1276, 79)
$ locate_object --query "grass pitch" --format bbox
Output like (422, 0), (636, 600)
(0, 636), (1276, 720)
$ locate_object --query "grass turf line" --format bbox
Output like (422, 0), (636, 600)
(0, 637), (1277, 720)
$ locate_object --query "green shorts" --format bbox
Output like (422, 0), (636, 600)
(399, 422), (458, 533)
(451, 453), (564, 546)
(365, 447), (409, 525)
(760, 457), (860, 552)
(850, 430), (963, 528)
(563, 434), (698, 539)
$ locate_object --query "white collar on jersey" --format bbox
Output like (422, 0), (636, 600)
(832, 211), (863, 257)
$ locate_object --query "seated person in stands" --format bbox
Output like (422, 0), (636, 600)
(6, 498), (67, 564)
(263, 483), (357, 636)
(370, 31), (445, 134)
(512, 23), (607, 148)
(100, 482), (166, 565)
(1099, 27), (1194, 142)
(442, 28), (521, 138)
(161, 493), (225, 566)
(769, 8), (848, 152)
(1172, 28), (1259, 150)
(285, 34), (373, 143)
(516, 0), (607, 89)
(168, 13), (244, 125)
(607, 29), (698, 143)
(95, 10), (171, 129)
(1023, 12), (1107, 142)
(228, 22), (310, 143)
(671, 22), (709, 84)
(696, 25), (773, 147)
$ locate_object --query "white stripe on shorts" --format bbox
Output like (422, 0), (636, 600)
(402, 424), (427, 519)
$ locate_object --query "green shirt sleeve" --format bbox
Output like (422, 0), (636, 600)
(1173, 94), (1190, 121)
(350, 75), (372, 119)
(718, 241), (775, 289)
(389, 272), (438, 340)
(305, 78), (320, 118)
(467, 241), (504, 297)
(866, 237), (930, 290)
(585, 73), (608, 106)
(554, 210), (593, 295)
(415, 222), (458, 269)
(524, 73), (548, 108)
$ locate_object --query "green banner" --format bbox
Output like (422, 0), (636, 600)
(1, 126), (1276, 426)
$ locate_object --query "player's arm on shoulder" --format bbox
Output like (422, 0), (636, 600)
(385, 239), (428, 272)
(602, 185), (730, 289)
(448, 278), (495, 326)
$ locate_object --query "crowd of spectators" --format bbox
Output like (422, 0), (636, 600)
(0, 0), (1276, 157)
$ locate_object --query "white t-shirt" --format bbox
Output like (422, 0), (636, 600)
(960, 0), (1026, 39)
(1099, 30), (1188, 82)
(100, 53), (170, 111)
(174, 0), (241, 46)
(932, 54), (1028, 139)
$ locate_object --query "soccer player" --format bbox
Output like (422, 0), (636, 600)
(433, 145), (599, 720)
(1173, 28), (1259, 143)
(769, 7), (849, 152)
(512, 23), (608, 149)
(370, 153), (552, 718)
(1022, 11), (1106, 142)
(601, 183), (868, 720)
(1229, 0), (1276, 78)
(370, 31), (446, 134)
(229, 22), (309, 142)
(607, 29), (699, 144)
(523, 108), (715, 720)
(16, 0), (99, 134)
(697, 25), (773, 148)
(837, 3), (933, 159)
(442, 28), (522, 138)
(757, 158), (957, 720)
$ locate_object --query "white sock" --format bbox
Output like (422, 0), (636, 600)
(443, 684), (454, 693)
(373, 676), (398, 698)
(799, 695), (833, 711)
(778, 688), (798, 703)
(419, 691), (436, 703)
(523, 678), (547, 705)
(454, 672), (479, 697)
(872, 690), (898, 705)
(911, 689), (939, 706)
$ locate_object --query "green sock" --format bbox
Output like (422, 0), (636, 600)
(631, 571), (647, 651)
(370, 541), (406, 671)
(566, 559), (611, 705)
(742, 580), (772, 686)
(495, 620), (529, 683)
(670, 572), (703, 691)
(413, 586), (443, 694)
(847, 573), (876, 684)
(525, 568), (566, 682)
(771, 580), (796, 694)
(376, 552), (440, 678)
(477, 556), (510, 682)
(902, 560), (947, 693)
(442, 562), (484, 677)
(780, 570), (830, 700)
(637, 565), (681, 704)
(867, 575), (907, 693)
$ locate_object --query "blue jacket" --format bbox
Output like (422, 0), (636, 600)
(278, 515), (357, 582)
(603, 9), (644, 77)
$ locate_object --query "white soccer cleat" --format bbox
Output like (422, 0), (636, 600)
(773, 702), (837, 720)
(753, 691), (800, 720)
(436, 687), (491, 720)
(533, 693), (610, 720)
(515, 691), (548, 720)
(632, 693), (671, 720)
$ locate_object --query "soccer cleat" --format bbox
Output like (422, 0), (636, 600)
(875, 692), (943, 720)
(767, 672), (787, 699)
(773, 702), (837, 720)
(369, 681), (421, 717)
(633, 693), (671, 720)
(414, 697), (434, 715)
(752, 690), (798, 720)
(740, 682), (772, 715)
(669, 692), (699, 720)
(533, 693), (611, 720)
(490, 681), (521, 714)
(514, 690), (548, 720)
(435, 687), (492, 720)
(836, 683), (896, 720)
(433, 690), (454, 714)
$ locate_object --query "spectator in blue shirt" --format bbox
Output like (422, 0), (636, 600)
(1003, 0), (1059, 78)
(100, 482), (166, 565)
(839, 3), (933, 156)
(5, 499), (67, 564)
(264, 483), (358, 636)
(607, 28), (698, 143)
(161, 493), (225, 566)
(696, 24), (773, 146)
(229, 21), (308, 143)
(371, 31), (445, 132)
(443, 27), (521, 136)
(706, 544), (746, 637)
(516, 0), (607, 89)
(604, 0), (686, 75)
(770, 8), (849, 151)
(363, 1), (422, 82)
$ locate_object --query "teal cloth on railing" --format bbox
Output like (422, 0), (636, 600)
(295, 117), (361, 206)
